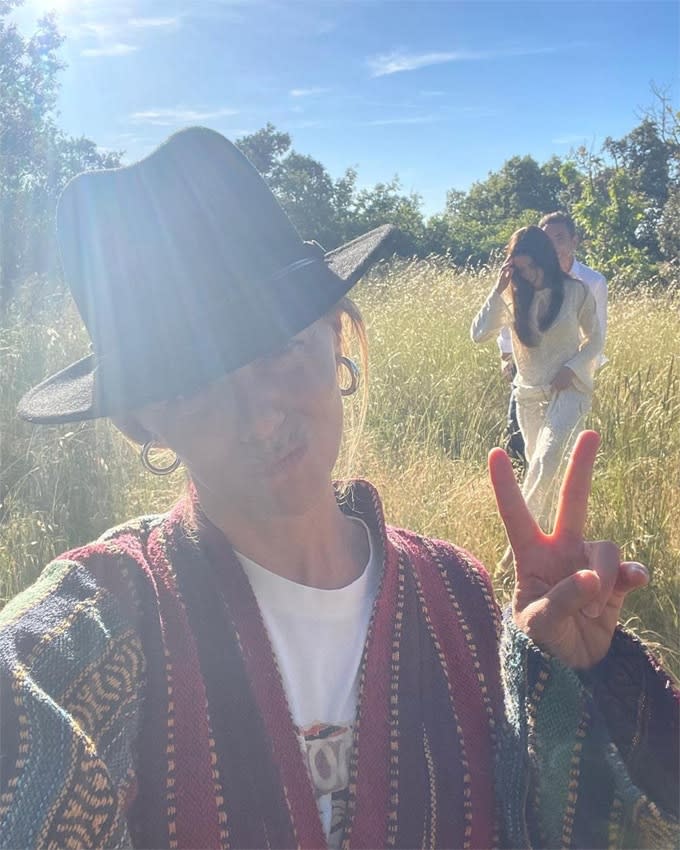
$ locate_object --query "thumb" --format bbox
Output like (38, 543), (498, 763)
(543, 569), (602, 620)
(515, 571), (602, 641)
(613, 561), (649, 596)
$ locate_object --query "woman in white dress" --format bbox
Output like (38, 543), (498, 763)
(471, 225), (602, 532)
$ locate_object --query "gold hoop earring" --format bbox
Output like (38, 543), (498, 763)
(337, 355), (359, 396)
(140, 441), (182, 476)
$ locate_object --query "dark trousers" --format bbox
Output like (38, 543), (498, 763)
(505, 386), (526, 469)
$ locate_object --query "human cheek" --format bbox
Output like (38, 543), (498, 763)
(287, 333), (339, 402)
(312, 348), (342, 403)
(280, 360), (335, 411)
(164, 393), (240, 456)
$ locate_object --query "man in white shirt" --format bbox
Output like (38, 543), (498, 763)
(498, 211), (607, 467)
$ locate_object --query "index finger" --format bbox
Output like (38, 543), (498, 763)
(552, 430), (600, 541)
(488, 447), (542, 553)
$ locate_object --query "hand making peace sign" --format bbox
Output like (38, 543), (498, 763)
(489, 430), (649, 669)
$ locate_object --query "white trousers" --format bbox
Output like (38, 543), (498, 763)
(515, 385), (592, 530)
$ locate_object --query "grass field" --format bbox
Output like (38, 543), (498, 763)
(1, 260), (679, 674)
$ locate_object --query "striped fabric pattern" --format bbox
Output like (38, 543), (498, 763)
(0, 480), (677, 849)
(499, 615), (679, 849)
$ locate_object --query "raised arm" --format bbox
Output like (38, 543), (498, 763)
(470, 261), (514, 344)
(490, 432), (679, 848)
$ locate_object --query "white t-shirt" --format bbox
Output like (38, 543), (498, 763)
(235, 518), (380, 847)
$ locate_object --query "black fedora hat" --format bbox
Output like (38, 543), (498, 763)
(18, 127), (395, 424)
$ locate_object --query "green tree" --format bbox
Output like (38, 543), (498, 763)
(421, 214), (456, 259)
(452, 155), (564, 228)
(235, 122), (291, 179)
(237, 125), (424, 255)
(605, 118), (670, 206)
(331, 167), (359, 246)
(657, 186), (680, 259)
(435, 154), (571, 264)
(272, 151), (339, 248)
(349, 177), (424, 255)
(0, 1), (121, 308)
(502, 155), (562, 214)
(236, 126), (344, 247)
(571, 154), (654, 281)
(1, 2), (63, 305)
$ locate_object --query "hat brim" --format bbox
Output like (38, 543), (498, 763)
(18, 224), (395, 425)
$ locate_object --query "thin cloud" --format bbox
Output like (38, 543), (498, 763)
(368, 44), (578, 76)
(369, 51), (464, 76)
(68, 21), (117, 39)
(66, 9), (180, 52)
(129, 107), (239, 126)
(366, 115), (439, 127)
(289, 87), (330, 98)
(128, 16), (181, 29)
(82, 43), (138, 57)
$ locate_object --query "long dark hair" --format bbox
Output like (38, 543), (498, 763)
(507, 226), (565, 347)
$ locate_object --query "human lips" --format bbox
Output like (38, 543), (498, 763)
(253, 429), (308, 475)
(264, 441), (307, 476)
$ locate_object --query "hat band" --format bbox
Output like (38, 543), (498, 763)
(269, 256), (321, 283)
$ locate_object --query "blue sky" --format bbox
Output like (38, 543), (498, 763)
(13, 0), (680, 214)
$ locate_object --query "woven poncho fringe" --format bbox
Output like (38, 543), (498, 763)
(0, 480), (677, 849)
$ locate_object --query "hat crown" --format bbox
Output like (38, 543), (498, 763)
(57, 127), (305, 360)
(18, 127), (395, 422)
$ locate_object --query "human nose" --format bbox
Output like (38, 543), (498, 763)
(234, 370), (287, 443)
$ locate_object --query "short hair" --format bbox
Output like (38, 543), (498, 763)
(538, 211), (576, 237)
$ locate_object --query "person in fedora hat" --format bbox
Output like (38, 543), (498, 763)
(0, 128), (677, 850)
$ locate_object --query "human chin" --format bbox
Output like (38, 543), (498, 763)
(250, 459), (332, 519)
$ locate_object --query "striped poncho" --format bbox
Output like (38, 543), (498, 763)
(0, 480), (677, 848)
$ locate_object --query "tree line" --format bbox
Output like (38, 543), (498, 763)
(2, 0), (679, 313)
(236, 105), (679, 285)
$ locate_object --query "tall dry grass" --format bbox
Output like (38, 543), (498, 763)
(1, 262), (679, 672)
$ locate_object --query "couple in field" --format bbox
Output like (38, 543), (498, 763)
(472, 212), (607, 545)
